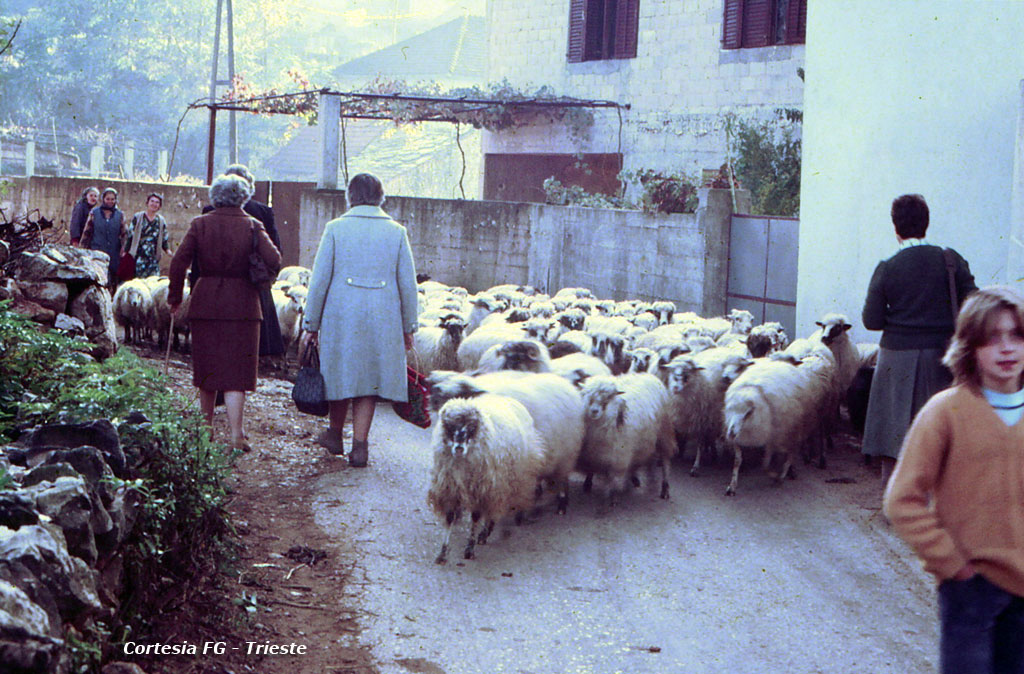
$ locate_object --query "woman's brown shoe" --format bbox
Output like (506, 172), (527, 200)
(348, 440), (369, 467)
(316, 428), (345, 456)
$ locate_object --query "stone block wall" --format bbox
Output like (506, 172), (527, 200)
(299, 188), (742, 316)
(484, 0), (804, 175)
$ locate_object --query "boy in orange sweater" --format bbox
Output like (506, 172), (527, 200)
(884, 286), (1024, 673)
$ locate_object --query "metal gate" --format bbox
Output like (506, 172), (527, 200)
(726, 213), (799, 339)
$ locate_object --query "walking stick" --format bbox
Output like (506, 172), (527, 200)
(163, 312), (175, 376)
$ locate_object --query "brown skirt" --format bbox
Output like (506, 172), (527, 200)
(190, 318), (260, 392)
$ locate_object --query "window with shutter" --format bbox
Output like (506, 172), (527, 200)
(721, 0), (806, 49)
(566, 0), (639, 62)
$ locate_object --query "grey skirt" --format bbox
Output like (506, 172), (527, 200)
(861, 347), (952, 459)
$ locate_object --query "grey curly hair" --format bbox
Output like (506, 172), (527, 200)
(224, 163), (256, 186)
(210, 174), (253, 208)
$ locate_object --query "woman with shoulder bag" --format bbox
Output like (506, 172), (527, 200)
(299, 173), (419, 467)
(124, 193), (171, 278)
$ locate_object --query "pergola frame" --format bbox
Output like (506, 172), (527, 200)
(192, 88), (630, 188)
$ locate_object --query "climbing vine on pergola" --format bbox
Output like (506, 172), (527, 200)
(189, 78), (629, 195)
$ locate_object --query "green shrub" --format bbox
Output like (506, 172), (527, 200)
(729, 114), (802, 217)
(0, 301), (236, 660)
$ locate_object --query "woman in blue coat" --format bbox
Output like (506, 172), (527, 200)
(300, 173), (419, 467)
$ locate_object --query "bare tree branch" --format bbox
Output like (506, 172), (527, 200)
(0, 19), (23, 59)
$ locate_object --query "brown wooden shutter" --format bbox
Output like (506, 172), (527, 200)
(722, 0), (743, 49)
(741, 0), (773, 47)
(613, 0), (640, 59)
(785, 0), (806, 44)
(567, 0), (586, 62)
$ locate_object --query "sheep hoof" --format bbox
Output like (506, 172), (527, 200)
(556, 495), (568, 515)
(725, 486), (736, 496)
(463, 547), (475, 560)
(660, 482), (670, 500)
(582, 474), (593, 492)
(631, 475), (641, 488)
(435, 548), (448, 565)
(689, 467), (700, 478)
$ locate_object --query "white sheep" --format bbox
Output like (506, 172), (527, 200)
(427, 394), (546, 563)
(747, 321), (789, 358)
(457, 323), (525, 371)
(150, 278), (191, 351)
(426, 370), (585, 515)
(627, 347), (659, 374)
(631, 312), (659, 331)
(722, 358), (825, 495)
(651, 300), (675, 325)
(665, 348), (753, 477)
(553, 330), (593, 355)
(271, 286), (304, 358)
(590, 330), (629, 373)
(550, 352), (613, 387)
(727, 308), (756, 335)
(276, 265), (311, 287)
(412, 313), (467, 373)
(465, 295), (503, 335)
(112, 278), (155, 344)
(578, 373), (677, 505)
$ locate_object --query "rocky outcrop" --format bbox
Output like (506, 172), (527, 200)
(1, 419), (144, 673)
(3, 244), (119, 360)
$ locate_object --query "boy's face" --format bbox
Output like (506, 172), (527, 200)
(976, 309), (1024, 393)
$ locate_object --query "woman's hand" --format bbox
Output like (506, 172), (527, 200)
(168, 302), (180, 318)
(404, 332), (413, 351)
(300, 330), (319, 351)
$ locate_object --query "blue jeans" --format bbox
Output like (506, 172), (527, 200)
(939, 574), (1024, 674)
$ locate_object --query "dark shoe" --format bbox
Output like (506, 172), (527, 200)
(316, 428), (345, 456)
(349, 439), (369, 467)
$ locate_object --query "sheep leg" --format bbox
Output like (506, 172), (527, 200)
(556, 478), (570, 515)
(608, 474), (627, 508)
(774, 453), (795, 486)
(582, 472), (594, 492)
(689, 442), (702, 477)
(464, 511), (481, 560)
(477, 519), (495, 544)
(726, 444), (743, 496)
(659, 457), (671, 500)
(435, 509), (460, 565)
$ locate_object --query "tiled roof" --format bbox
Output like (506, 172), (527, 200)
(332, 14), (486, 85)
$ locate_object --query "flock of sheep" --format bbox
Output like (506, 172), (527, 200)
(111, 266), (312, 357)
(413, 280), (878, 564)
(115, 269), (878, 566)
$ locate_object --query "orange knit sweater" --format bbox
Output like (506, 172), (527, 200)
(884, 385), (1024, 596)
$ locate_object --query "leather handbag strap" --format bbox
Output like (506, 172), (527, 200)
(942, 248), (959, 321)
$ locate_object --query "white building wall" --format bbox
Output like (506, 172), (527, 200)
(798, 1), (1024, 343)
(485, 0), (804, 176)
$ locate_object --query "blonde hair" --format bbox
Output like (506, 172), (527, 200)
(942, 285), (1024, 387)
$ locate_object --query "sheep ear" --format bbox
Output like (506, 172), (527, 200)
(841, 322), (852, 332)
(815, 321), (824, 327)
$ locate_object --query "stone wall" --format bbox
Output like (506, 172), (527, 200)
(484, 0), (805, 176)
(299, 188), (743, 316)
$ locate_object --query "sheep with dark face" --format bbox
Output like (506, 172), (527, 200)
(747, 321), (789, 358)
(652, 300), (675, 325)
(578, 373), (677, 506)
(412, 313), (468, 373)
(457, 323), (525, 371)
(426, 370), (585, 515)
(590, 331), (628, 374)
(427, 394), (546, 563)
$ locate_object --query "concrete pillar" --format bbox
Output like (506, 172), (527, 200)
(698, 187), (751, 317)
(124, 141), (135, 179)
(89, 145), (104, 178)
(157, 150), (169, 179)
(317, 92), (341, 190)
(24, 140), (35, 176)
(1010, 79), (1024, 292)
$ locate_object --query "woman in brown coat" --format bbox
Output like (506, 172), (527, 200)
(167, 174), (281, 451)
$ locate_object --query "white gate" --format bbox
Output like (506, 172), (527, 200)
(726, 214), (799, 339)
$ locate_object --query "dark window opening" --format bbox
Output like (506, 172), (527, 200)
(722, 0), (806, 50)
(568, 0), (639, 63)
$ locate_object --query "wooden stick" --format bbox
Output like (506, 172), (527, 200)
(163, 313), (175, 375)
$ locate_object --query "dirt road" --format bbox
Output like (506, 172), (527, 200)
(159, 356), (939, 674)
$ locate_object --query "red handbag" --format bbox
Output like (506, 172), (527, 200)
(391, 366), (431, 428)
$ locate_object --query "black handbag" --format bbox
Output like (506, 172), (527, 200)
(248, 224), (275, 289)
(292, 343), (329, 417)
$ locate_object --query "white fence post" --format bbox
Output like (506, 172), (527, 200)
(124, 140), (135, 179)
(90, 145), (104, 178)
(24, 140), (35, 177)
(157, 150), (169, 179)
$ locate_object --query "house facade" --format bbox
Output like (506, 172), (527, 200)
(484, 0), (806, 201)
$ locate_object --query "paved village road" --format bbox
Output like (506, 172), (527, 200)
(311, 407), (938, 674)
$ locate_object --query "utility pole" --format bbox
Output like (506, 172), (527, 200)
(207, 0), (237, 184)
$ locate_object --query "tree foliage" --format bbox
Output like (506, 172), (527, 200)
(729, 113), (802, 217)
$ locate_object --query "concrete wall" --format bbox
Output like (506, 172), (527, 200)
(484, 0), (804, 176)
(299, 188), (741, 315)
(0, 176), (209, 273)
(798, 2), (1024, 343)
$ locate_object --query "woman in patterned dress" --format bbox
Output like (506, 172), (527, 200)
(124, 193), (171, 278)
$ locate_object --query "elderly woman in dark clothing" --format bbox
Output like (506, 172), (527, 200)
(69, 186), (99, 246)
(200, 163), (285, 358)
(80, 187), (126, 289)
(168, 174), (281, 451)
(861, 194), (977, 481)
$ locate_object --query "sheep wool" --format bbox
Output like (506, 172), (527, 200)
(427, 394), (546, 564)
(112, 278), (155, 344)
